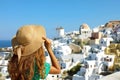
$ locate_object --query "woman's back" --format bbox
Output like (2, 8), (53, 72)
(8, 25), (61, 80)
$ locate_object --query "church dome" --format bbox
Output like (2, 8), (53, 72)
(80, 23), (90, 30)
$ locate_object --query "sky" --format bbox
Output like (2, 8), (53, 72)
(0, 0), (120, 40)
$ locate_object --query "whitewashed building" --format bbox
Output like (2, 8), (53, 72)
(73, 60), (97, 80)
(99, 37), (113, 47)
(112, 24), (120, 42)
(82, 45), (91, 58)
(54, 45), (72, 59)
(46, 74), (61, 80)
(73, 48), (115, 80)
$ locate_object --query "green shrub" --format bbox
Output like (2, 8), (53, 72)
(0, 73), (2, 77)
(67, 63), (81, 76)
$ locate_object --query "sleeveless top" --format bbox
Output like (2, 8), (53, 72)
(32, 62), (50, 80)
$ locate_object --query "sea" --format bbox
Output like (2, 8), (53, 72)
(0, 40), (11, 48)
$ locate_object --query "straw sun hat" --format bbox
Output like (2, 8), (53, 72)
(12, 25), (46, 61)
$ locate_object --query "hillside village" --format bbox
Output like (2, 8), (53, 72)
(0, 20), (120, 80)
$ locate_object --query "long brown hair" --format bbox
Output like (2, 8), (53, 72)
(8, 46), (45, 80)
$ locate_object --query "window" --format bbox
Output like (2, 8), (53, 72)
(110, 58), (112, 61)
(52, 76), (54, 77)
(101, 41), (104, 44)
(85, 64), (89, 68)
(94, 65), (96, 67)
(91, 65), (92, 68)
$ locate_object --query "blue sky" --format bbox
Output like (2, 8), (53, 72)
(0, 0), (120, 40)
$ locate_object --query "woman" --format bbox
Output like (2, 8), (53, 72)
(8, 25), (61, 80)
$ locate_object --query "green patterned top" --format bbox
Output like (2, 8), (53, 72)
(32, 62), (50, 80)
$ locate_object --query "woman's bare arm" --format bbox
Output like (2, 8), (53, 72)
(42, 37), (61, 74)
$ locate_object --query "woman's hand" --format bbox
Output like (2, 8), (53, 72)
(42, 36), (61, 74)
(42, 36), (52, 50)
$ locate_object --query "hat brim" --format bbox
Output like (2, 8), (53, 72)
(12, 25), (46, 56)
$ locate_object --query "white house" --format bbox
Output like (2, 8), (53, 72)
(59, 58), (72, 70)
(99, 37), (113, 47)
(0, 60), (8, 66)
(102, 28), (112, 37)
(92, 27), (99, 32)
(97, 54), (115, 74)
(0, 52), (10, 66)
(82, 45), (91, 58)
(54, 45), (72, 59)
(113, 24), (120, 42)
(1, 66), (8, 76)
(73, 60), (97, 80)
(46, 74), (61, 80)
(73, 48), (116, 80)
